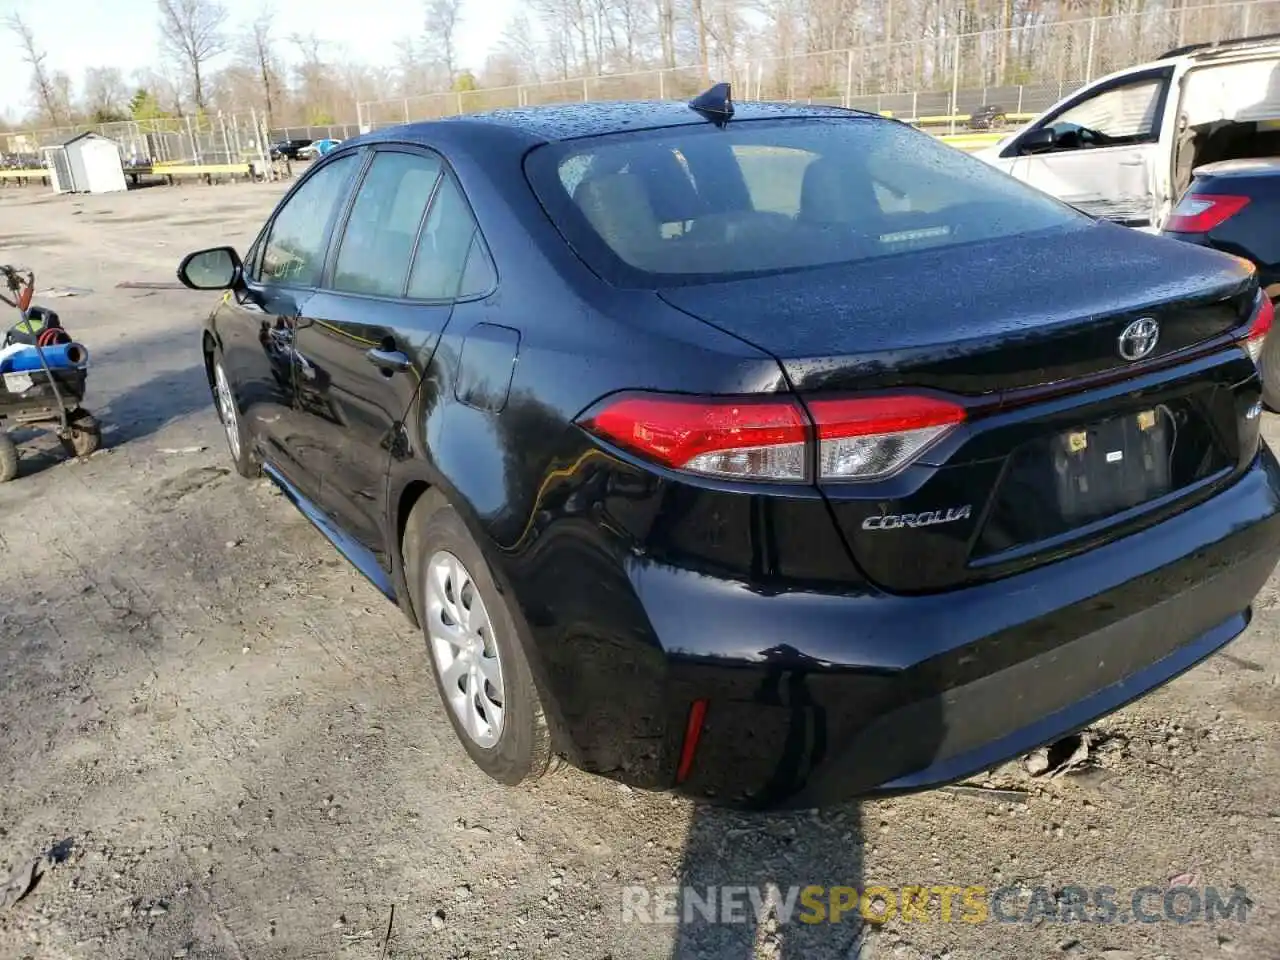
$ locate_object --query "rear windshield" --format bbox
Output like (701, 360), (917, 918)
(524, 117), (1086, 287)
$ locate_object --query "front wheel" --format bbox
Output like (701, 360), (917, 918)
(210, 351), (258, 478)
(404, 494), (553, 785)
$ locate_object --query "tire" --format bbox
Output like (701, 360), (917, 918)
(0, 432), (17, 482)
(60, 413), (100, 459)
(403, 494), (553, 785)
(210, 350), (259, 478)
(1261, 325), (1280, 413)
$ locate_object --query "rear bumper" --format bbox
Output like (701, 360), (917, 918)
(526, 445), (1280, 809)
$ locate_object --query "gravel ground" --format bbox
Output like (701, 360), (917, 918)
(0, 180), (1277, 960)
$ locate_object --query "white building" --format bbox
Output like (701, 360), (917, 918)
(42, 133), (127, 194)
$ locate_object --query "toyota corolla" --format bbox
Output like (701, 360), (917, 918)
(178, 88), (1280, 809)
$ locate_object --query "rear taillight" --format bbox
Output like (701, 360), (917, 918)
(578, 392), (966, 483)
(1243, 289), (1274, 365)
(579, 394), (809, 481)
(1166, 193), (1250, 233)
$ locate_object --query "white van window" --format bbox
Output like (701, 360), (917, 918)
(1049, 78), (1164, 144)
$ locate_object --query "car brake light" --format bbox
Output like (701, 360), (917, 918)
(1243, 289), (1274, 365)
(578, 393), (809, 481)
(578, 392), (967, 483)
(808, 395), (967, 481)
(1166, 193), (1250, 233)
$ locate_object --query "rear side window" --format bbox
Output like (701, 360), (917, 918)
(408, 175), (495, 300)
(333, 151), (442, 297)
(525, 118), (1085, 287)
(261, 153), (358, 287)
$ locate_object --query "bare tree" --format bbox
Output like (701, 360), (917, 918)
(4, 13), (64, 125)
(424, 0), (465, 85)
(82, 67), (130, 121)
(157, 0), (229, 113)
(240, 10), (279, 127)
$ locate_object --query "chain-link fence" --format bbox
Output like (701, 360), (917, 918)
(358, 0), (1280, 130)
(2, 112), (274, 170)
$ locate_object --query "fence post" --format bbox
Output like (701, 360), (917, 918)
(185, 114), (199, 164)
(1017, 85), (1023, 114)
(1085, 16), (1098, 83)
(219, 113), (232, 165)
(456, 92), (464, 116)
(583, 77), (590, 102)
(949, 35), (961, 135)
(844, 48), (854, 109)
(659, 69), (665, 100)
(402, 99), (410, 123)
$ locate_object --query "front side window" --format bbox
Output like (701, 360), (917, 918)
(333, 151), (442, 297)
(1043, 77), (1167, 148)
(260, 153), (359, 287)
(525, 117), (1086, 287)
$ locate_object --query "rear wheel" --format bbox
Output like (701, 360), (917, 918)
(404, 494), (553, 785)
(211, 351), (258, 478)
(60, 413), (100, 459)
(0, 432), (17, 482)
(1261, 326), (1280, 412)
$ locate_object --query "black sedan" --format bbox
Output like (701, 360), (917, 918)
(965, 103), (1008, 130)
(1162, 157), (1280, 407)
(178, 88), (1280, 809)
(270, 138), (314, 161)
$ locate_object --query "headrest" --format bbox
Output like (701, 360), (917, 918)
(573, 173), (661, 264)
(799, 156), (878, 225)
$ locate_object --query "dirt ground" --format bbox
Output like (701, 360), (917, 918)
(0, 178), (1277, 960)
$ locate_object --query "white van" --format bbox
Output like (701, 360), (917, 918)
(977, 34), (1280, 232)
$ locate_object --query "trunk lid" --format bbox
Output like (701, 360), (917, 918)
(660, 223), (1264, 594)
(658, 223), (1254, 396)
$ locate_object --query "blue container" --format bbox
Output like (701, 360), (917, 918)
(0, 343), (89, 374)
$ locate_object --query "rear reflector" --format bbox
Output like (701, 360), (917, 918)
(578, 392), (967, 483)
(808, 395), (967, 481)
(1166, 193), (1250, 233)
(1244, 289), (1275, 365)
(675, 698), (708, 785)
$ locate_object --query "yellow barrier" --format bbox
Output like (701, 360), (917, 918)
(0, 169), (48, 180)
(153, 163), (252, 176)
(910, 112), (1037, 125)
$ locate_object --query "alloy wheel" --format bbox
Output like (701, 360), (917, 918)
(426, 550), (506, 748)
(213, 362), (241, 462)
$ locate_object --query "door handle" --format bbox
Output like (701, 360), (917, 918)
(365, 347), (412, 373)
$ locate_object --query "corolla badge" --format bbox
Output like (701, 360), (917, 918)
(862, 505), (972, 531)
(1118, 317), (1160, 361)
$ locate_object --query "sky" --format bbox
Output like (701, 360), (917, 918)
(0, 0), (515, 120)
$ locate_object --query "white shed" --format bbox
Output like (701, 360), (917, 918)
(42, 133), (127, 194)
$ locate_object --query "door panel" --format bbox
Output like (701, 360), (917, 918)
(1023, 143), (1160, 225)
(292, 296), (452, 567)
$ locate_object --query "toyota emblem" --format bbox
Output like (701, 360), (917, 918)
(1118, 317), (1160, 361)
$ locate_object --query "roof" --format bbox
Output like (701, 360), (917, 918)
(1159, 32), (1280, 61)
(355, 98), (881, 151)
(46, 131), (113, 148)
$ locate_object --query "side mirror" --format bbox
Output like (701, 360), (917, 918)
(1019, 128), (1058, 155)
(178, 246), (242, 291)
